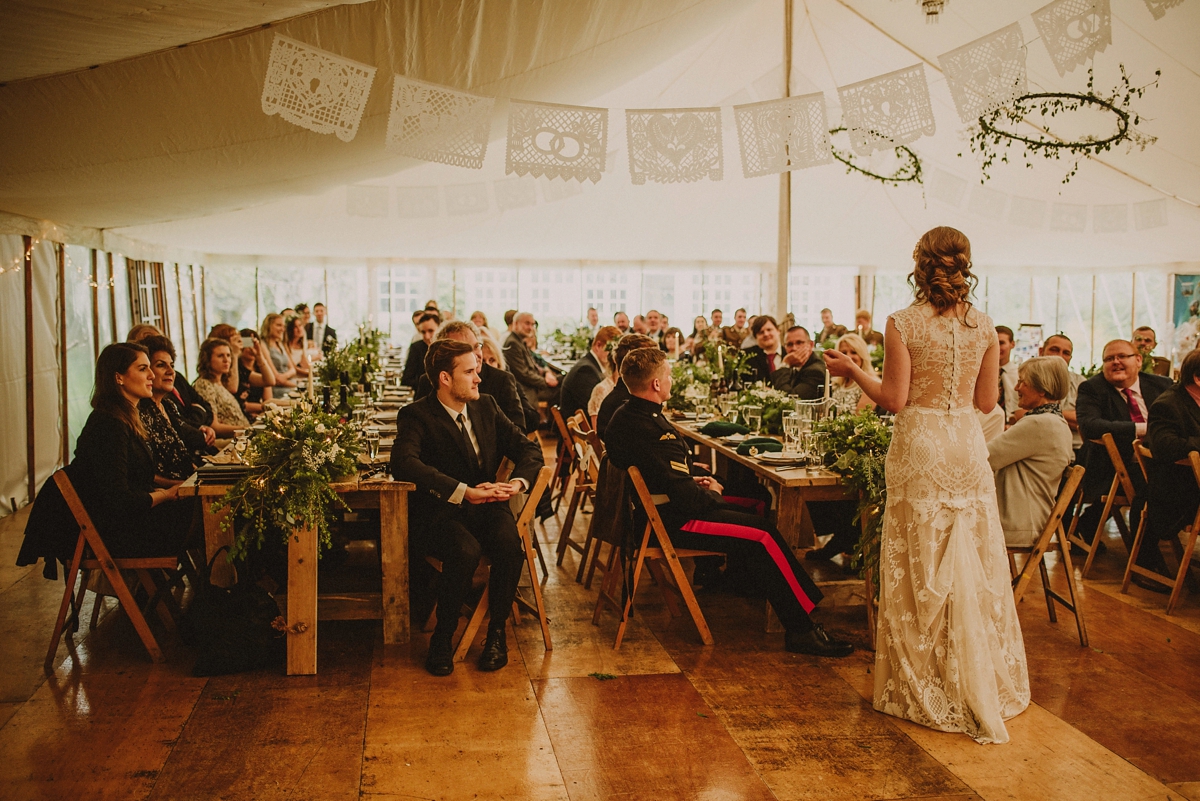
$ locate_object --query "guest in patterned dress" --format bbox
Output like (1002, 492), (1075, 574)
(137, 335), (214, 484)
(193, 337), (250, 437)
(829, 333), (877, 415)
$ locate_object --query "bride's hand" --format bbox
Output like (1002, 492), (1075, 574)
(823, 348), (855, 377)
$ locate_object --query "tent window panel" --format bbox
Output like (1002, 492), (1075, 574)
(1031, 276), (1060, 341)
(870, 275), (914, 326)
(981, 275), (1030, 335)
(1058, 275), (1096, 369)
(1095, 273), (1134, 363)
(112, 256), (133, 340)
(63, 245), (94, 458)
(178, 266), (200, 374)
(203, 265), (259, 332)
(126, 260), (167, 333)
(516, 264), (581, 333)
(257, 266), (326, 320)
(790, 268), (855, 335)
(1134, 272), (1168, 355)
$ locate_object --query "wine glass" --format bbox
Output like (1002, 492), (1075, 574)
(365, 428), (381, 461)
(742, 405), (762, 435)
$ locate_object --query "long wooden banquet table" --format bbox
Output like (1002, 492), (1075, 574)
(180, 472), (415, 676)
(671, 422), (855, 549)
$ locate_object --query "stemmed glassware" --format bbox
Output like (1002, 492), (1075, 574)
(364, 428), (381, 461)
(742, 405), (762, 435)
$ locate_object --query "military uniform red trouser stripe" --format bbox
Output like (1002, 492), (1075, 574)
(679, 518), (817, 613)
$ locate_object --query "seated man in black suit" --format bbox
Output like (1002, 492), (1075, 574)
(740, 315), (784, 385)
(1076, 339), (1173, 586)
(400, 312), (439, 388)
(772, 325), (827, 399)
(390, 339), (544, 675)
(560, 325), (621, 422)
(414, 320), (528, 433)
(1145, 349), (1200, 568)
(603, 347), (853, 657)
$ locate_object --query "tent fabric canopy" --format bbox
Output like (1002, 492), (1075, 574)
(0, 0), (1198, 270)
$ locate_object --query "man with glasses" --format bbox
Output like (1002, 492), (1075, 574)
(1075, 340), (1173, 589)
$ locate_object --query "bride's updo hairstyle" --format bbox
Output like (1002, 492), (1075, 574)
(909, 226), (978, 323)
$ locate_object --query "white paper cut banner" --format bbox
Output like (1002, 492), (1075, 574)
(625, 108), (723, 185)
(1031, 0), (1112, 77)
(1050, 203), (1088, 232)
(1142, 0), (1184, 20)
(445, 183), (490, 216)
(386, 76), (494, 169)
(733, 93), (833, 179)
(506, 100), (608, 183)
(1134, 198), (1167, 229)
(939, 24), (1028, 123)
(837, 64), (936, 156)
(346, 185), (388, 217)
(1009, 196), (1047, 228)
(494, 178), (537, 212)
(928, 168), (969, 207)
(1093, 204), (1129, 233)
(261, 35), (376, 142)
(395, 186), (440, 219)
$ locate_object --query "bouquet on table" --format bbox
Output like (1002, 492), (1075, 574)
(736, 382), (791, 435)
(215, 400), (362, 559)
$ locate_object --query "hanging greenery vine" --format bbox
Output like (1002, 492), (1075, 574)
(828, 127), (924, 188)
(968, 66), (1160, 184)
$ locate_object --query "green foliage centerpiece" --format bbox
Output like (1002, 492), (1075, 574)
(316, 324), (387, 387)
(736, 382), (791, 435)
(215, 400), (362, 559)
(666, 359), (712, 412)
(812, 409), (892, 596)
(549, 325), (593, 358)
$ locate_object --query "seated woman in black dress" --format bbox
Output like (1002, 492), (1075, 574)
(72, 342), (195, 557)
(138, 335), (214, 484)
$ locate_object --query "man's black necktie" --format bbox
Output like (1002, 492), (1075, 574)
(998, 371), (1006, 408)
(457, 412), (481, 470)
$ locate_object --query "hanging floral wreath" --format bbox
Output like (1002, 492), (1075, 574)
(828, 127), (924, 188)
(967, 66), (1159, 184)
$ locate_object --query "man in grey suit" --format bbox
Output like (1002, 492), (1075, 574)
(504, 311), (559, 406)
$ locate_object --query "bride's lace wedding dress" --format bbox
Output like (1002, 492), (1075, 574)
(874, 304), (1030, 744)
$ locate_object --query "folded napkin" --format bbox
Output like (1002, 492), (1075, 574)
(700, 420), (749, 436)
(735, 437), (783, 456)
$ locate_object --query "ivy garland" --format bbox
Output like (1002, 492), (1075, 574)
(827, 127), (924, 188)
(968, 66), (1160, 184)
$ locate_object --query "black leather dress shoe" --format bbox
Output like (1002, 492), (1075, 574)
(425, 637), (455, 676)
(478, 628), (508, 671)
(785, 624), (854, 658)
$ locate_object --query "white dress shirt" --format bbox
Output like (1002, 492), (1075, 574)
(437, 398), (527, 504)
(1000, 361), (1020, 417)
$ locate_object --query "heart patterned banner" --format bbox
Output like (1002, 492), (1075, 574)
(1032, 0), (1112, 77)
(385, 75), (494, 169)
(838, 64), (937, 156)
(940, 24), (1028, 124)
(734, 93), (833, 178)
(261, 34), (376, 142)
(625, 108), (723, 184)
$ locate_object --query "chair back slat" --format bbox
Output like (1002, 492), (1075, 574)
(1102, 432), (1137, 503)
(516, 466), (554, 532)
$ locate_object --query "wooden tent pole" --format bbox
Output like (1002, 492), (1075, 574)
(106, 252), (118, 342)
(57, 244), (69, 466)
(24, 236), (36, 504)
(90, 249), (100, 358)
(775, 0), (793, 323)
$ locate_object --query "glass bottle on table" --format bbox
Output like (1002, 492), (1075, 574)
(335, 385), (353, 421)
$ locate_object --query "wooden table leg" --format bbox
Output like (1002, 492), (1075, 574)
(202, 505), (235, 588)
(379, 490), (410, 645)
(287, 525), (318, 676)
(776, 487), (816, 549)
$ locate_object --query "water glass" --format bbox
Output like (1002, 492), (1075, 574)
(782, 412), (801, 454)
(742, 405), (762, 435)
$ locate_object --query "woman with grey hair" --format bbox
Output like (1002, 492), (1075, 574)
(987, 356), (1075, 547)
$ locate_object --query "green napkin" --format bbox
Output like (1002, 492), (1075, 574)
(700, 420), (749, 436)
(736, 438), (783, 456)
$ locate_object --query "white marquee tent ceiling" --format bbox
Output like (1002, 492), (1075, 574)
(1, 0), (1198, 271)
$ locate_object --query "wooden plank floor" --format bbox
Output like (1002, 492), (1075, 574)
(2, 484), (1198, 801)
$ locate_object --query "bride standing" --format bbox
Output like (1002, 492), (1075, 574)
(824, 227), (1029, 744)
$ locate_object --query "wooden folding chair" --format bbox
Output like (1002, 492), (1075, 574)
(548, 406), (578, 512)
(1009, 465), (1089, 646)
(45, 470), (184, 670)
(593, 466), (721, 650)
(497, 456), (548, 578)
(1067, 433), (1138, 578)
(1123, 448), (1200, 614)
(556, 416), (597, 568)
(427, 466), (554, 662)
(577, 430), (611, 587)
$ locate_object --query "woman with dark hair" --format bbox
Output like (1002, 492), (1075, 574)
(71, 343), (193, 556)
(286, 315), (312, 378)
(138, 335), (215, 483)
(1145, 348), (1200, 554)
(193, 338), (250, 436)
(825, 226), (1029, 744)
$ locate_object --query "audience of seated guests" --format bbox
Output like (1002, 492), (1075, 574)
(414, 320), (528, 432)
(261, 313), (298, 388)
(193, 337), (250, 436)
(631, 315), (649, 334)
(470, 310), (500, 345)
(1144, 349), (1200, 573)
(721, 308), (749, 349)
(816, 308), (847, 344)
(1039, 333), (1085, 457)
(986, 357), (1074, 547)
(1076, 338), (1173, 585)
(742, 315), (783, 384)
(286, 315), (312, 378)
(127, 323), (214, 428)
(138, 334), (214, 483)
(402, 311), (440, 388)
(41, 343), (193, 557)
(662, 327), (687, 360)
(828, 333), (876, 414)
(685, 316), (709, 355)
(594, 333), (658, 436)
(613, 310), (631, 334)
(560, 325), (621, 422)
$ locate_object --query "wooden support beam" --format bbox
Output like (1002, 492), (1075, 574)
(90, 249), (100, 358)
(775, 0), (794, 323)
(199, 265), (208, 333)
(24, 236), (35, 505)
(57, 244), (69, 466)
(106, 251), (118, 343)
(174, 263), (188, 370)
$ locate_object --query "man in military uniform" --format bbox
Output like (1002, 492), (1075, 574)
(602, 348), (853, 657)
